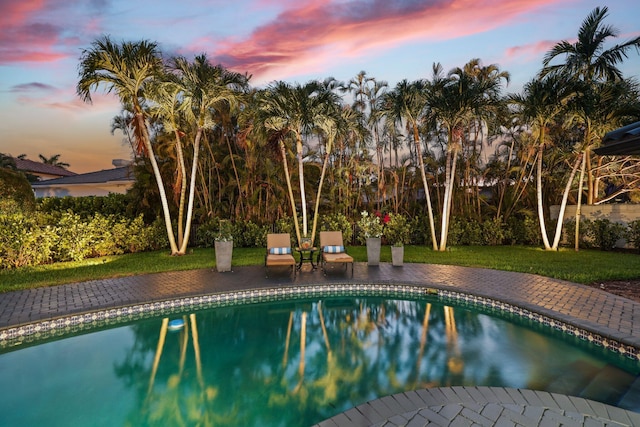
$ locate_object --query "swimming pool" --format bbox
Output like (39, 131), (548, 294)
(0, 295), (638, 426)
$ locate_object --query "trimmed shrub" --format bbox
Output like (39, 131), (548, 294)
(0, 213), (56, 269)
(319, 213), (353, 245)
(505, 214), (541, 246)
(408, 214), (432, 246)
(274, 216), (295, 235)
(562, 218), (592, 249)
(628, 219), (640, 253)
(585, 218), (627, 251)
(0, 168), (36, 213)
(233, 220), (270, 248)
(37, 194), (131, 219)
(482, 217), (507, 246)
(0, 209), (168, 269)
(52, 212), (95, 262)
(448, 218), (483, 246)
(384, 213), (410, 246)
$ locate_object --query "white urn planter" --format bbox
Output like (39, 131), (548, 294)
(214, 240), (233, 272)
(391, 246), (404, 266)
(366, 237), (381, 266)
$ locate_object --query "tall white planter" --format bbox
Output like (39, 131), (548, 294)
(366, 237), (381, 266)
(391, 246), (404, 266)
(215, 240), (233, 272)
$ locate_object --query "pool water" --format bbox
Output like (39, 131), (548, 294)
(0, 297), (638, 426)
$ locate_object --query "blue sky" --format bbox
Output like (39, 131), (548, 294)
(1, 0), (639, 173)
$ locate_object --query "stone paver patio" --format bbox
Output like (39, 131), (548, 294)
(1, 262), (639, 426)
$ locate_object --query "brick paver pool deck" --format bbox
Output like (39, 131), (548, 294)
(1, 262), (639, 426)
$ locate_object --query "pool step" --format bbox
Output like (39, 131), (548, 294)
(617, 375), (640, 412)
(579, 364), (637, 405)
(545, 359), (600, 396)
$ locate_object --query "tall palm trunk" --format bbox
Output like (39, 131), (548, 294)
(439, 140), (459, 251)
(179, 127), (202, 254)
(281, 141), (302, 246)
(174, 130), (187, 247)
(137, 112), (179, 254)
(551, 153), (582, 250)
(575, 152), (587, 251)
(536, 141), (552, 250)
(412, 123), (438, 250)
(296, 136), (308, 238)
(311, 142), (332, 247)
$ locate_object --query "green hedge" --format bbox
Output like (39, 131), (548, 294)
(0, 210), (167, 269)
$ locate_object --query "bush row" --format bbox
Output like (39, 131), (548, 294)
(5, 203), (637, 270)
(563, 218), (640, 251)
(0, 211), (167, 269)
(193, 213), (546, 248)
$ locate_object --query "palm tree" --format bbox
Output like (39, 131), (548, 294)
(38, 154), (70, 169)
(147, 75), (190, 246)
(254, 85), (303, 245)
(310, 104), (365, 245)
(381, 79), (438, 250)
(428, 59), (509, 250)
(541, 6), (640, 249)
(540, 6), (640, 83)
(509, 75), (574, 250)
(77, 36), (181, 254)
(257, 80), (340, 246)
(565, 78), (640, 249)
(169, 55), (247, 253)
(365, 79), (389, 210)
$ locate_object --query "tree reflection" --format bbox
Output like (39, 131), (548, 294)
(113, 298), (500, 426)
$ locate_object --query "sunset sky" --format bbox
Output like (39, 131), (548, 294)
(1, 0), (639, 173)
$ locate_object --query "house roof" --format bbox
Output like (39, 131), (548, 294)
(31, 166), (134, 186)
(594, 121), (640, 155)
(14, 158), (77, 178)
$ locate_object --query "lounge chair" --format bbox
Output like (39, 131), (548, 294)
(317, 231), (354, 277)
(265, 233), (296, 278)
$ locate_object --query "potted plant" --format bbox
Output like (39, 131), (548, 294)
(214, 219), (234, 272)
(357, 211), (384, 266)
(384, 213), (410, 266)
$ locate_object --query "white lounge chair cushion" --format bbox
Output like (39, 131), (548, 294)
(269, 247), (292, 255)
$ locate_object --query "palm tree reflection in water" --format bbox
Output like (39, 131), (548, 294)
(117, 298), (634, 426)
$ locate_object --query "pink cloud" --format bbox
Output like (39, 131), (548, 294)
(504, 40), (558, 61)
(14, 83), (120, 114)
(199, 0), (559, 82)
(0, 0), (73, 64)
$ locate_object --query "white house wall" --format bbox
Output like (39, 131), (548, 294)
(34, 183), (132, 198)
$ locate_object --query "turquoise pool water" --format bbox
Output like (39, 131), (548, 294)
(0, 296), (638, 426)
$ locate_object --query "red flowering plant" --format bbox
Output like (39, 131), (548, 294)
(383, 213), (410, 247)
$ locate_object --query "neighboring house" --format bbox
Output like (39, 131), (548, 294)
(14, 157), (77, 181)
(31, 162), (135, 197)
(594, 121), (640, 155)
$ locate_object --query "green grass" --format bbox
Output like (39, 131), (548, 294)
(1, 245), (639, 293)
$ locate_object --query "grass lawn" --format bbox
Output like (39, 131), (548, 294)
(1, 245), (639, 293)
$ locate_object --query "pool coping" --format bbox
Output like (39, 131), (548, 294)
(313, 386), (640, 426)
(1, 282), (639, 362)
(1, 263), (639, 358)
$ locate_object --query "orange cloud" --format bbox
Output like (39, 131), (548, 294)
(201, 0), (559, 83)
